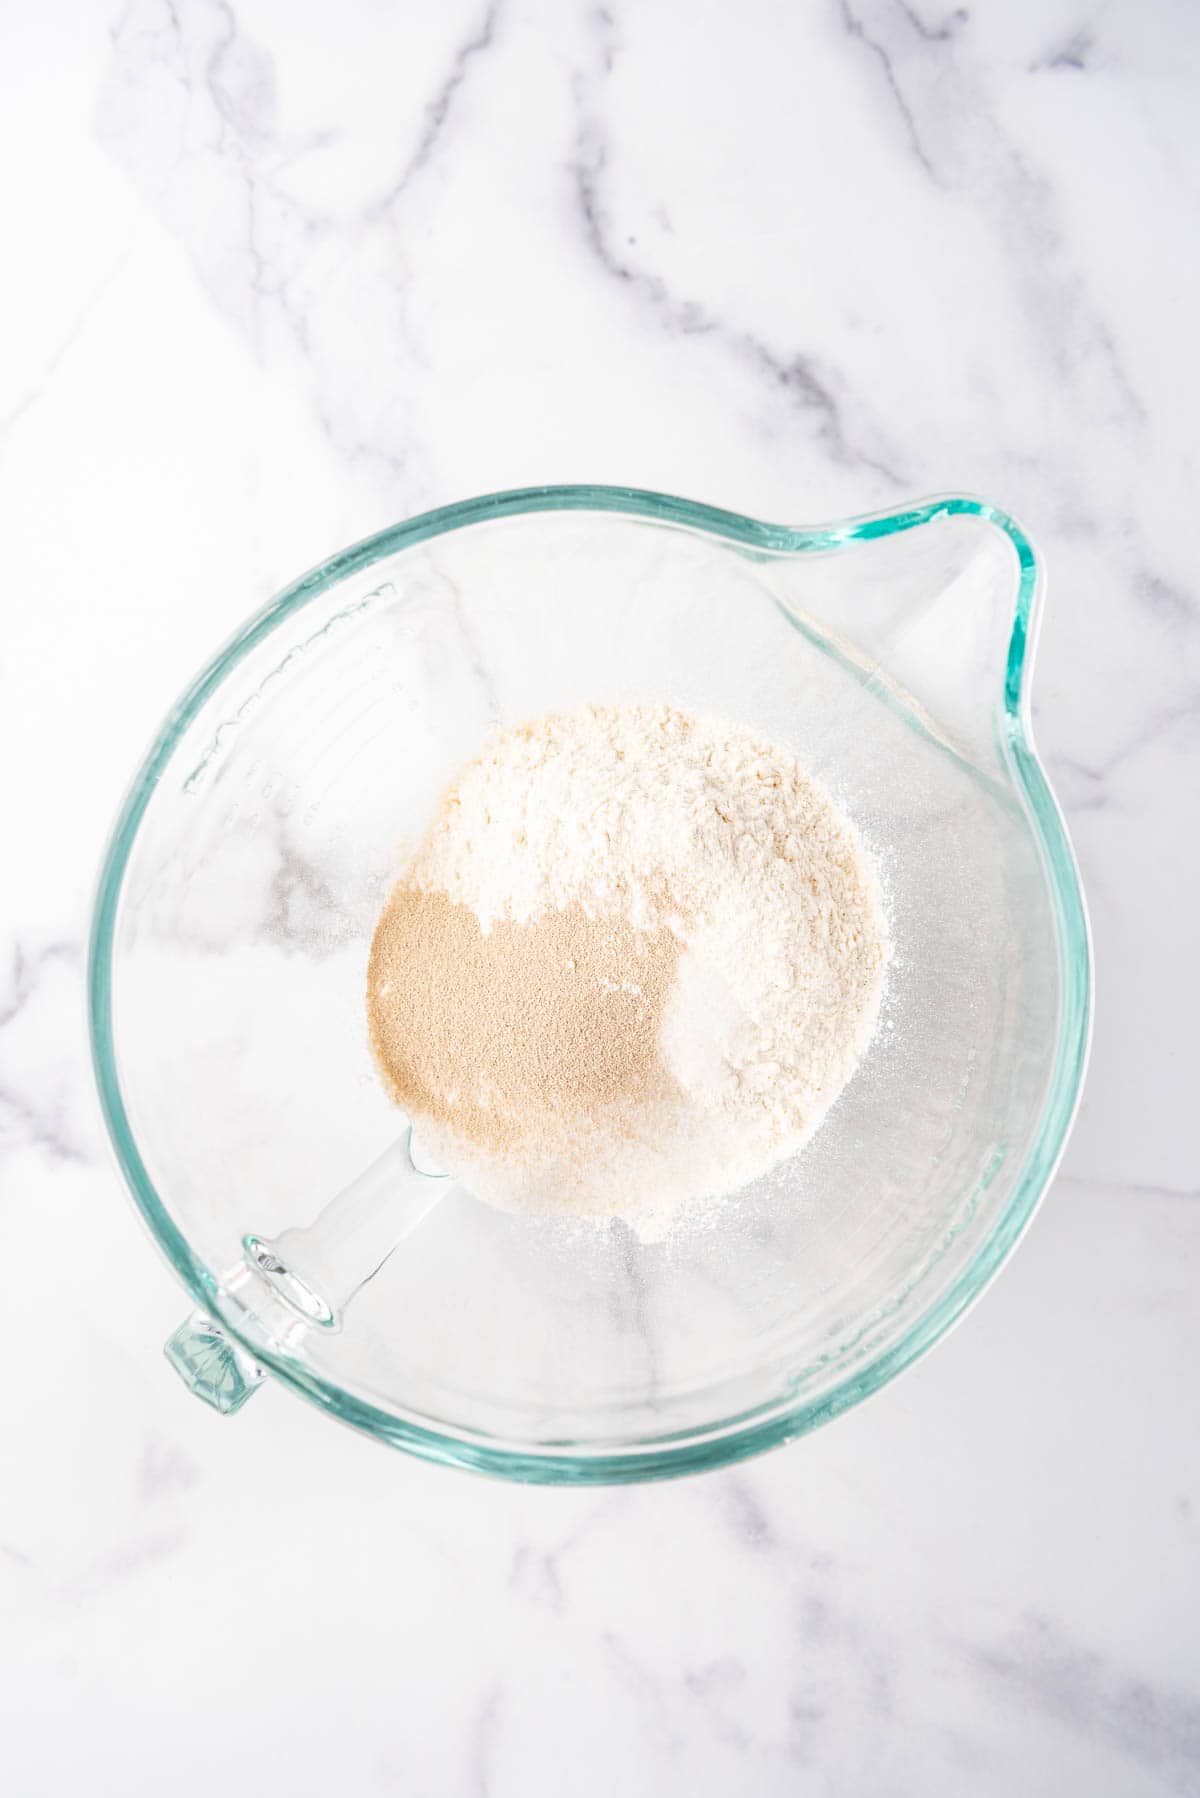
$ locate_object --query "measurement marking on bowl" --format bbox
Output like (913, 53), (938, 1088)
(182, 582), (397, 793)
(218, 683), (402, 817)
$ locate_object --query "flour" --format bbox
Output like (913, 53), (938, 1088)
(369, 704), (888, 1239)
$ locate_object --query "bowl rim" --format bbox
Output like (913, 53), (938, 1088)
(87, 484), (1093, 1482)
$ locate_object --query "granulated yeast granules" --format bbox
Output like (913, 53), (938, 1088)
(368, 891), (678, 1156)
(367, 704), (888, 1239)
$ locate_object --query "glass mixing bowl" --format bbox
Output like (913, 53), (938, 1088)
(88, 487), (1091, 1481)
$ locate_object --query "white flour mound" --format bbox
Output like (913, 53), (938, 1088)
(406, 703), (889, 1238)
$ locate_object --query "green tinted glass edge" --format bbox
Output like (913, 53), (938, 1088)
(87, 485), (1093, 1483)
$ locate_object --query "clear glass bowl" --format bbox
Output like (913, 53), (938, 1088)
(88, 487), (1091, 1481)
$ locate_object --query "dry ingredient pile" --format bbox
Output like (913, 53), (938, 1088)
(367, 704), (888, 1239)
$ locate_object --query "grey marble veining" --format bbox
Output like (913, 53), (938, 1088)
(1, 2), (1198, 1794)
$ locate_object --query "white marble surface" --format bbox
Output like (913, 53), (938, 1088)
(2, 1), (1198, 1791)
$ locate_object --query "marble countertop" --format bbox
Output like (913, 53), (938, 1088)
(2, 1), (1198, 1792)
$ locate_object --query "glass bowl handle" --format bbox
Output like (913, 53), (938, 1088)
(162, 1128), (448, 1414)
(164, 1312), (265, 1415)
